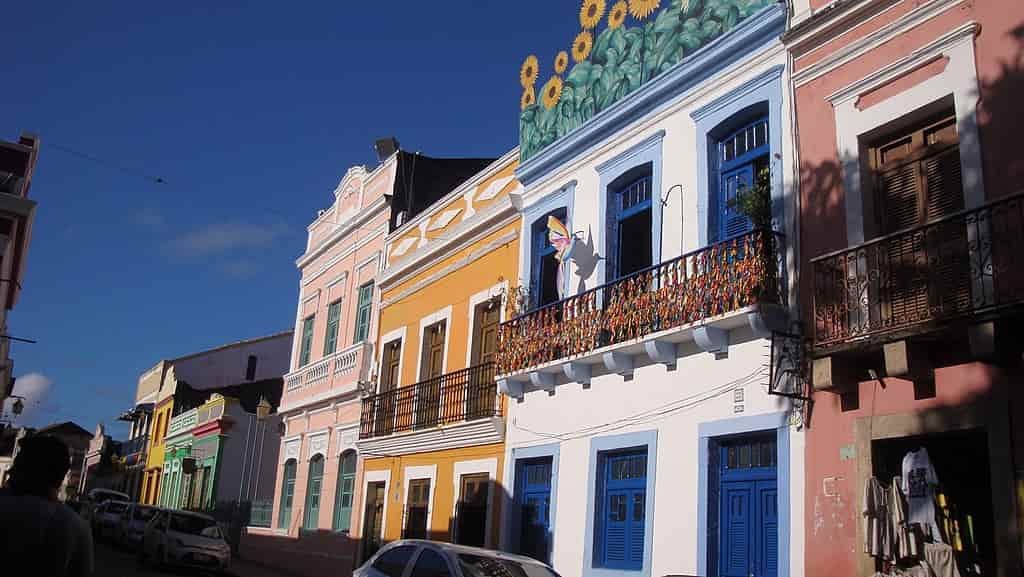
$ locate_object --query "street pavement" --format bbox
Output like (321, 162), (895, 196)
(95, 541), (294, 577)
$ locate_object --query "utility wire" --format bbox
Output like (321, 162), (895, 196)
(48, 141), (166, 185)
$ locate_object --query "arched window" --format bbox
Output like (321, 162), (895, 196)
(278, 459), (297, 529)
(333, 450), (357, 531)
(303, 454), (325, 530)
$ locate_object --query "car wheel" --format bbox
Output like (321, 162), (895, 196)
(155, 546), (165, 569)
(137, 547), (147, 568)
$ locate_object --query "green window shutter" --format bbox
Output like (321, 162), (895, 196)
(353, 282), (374, 344)
(278, 460), (296, 529)
(299, 316), (315, 366)
(324, 301), (342, 356)
(333, 451), (357, 531)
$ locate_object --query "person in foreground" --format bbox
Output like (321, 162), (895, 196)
(0, 435), (94, 577)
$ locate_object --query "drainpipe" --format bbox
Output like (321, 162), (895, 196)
(238, 414), (253, 502)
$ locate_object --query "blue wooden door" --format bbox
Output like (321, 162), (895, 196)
(719, 164), (755, 240)
(717, 436), (777, 577)
(600, 451), (646, 570)
(517, 458), (553, 563)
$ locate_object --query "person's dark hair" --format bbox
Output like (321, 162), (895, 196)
(6, 435), (71, 497)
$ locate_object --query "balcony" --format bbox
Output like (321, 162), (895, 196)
(812, 192), (1024, 354)
(166, 408), (198, 439)
(280, 342), (373, 412)
(357, 362), (504, 456)
(496, 229), (786, 395)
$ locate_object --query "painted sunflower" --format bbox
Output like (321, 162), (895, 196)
(628, 0), (661, 20)
(571, 30), (594, 63)
(579, 0), (606, 30)
(520, 55), (539, 88)
(541, 76), (563, 109)
(521, 86), (536, 110)
(608, 0), (628, 29)
(554, 51), (569, 74)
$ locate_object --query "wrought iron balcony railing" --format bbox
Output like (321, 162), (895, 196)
(496, 229), (784, 375)
(359, 362), (500, 439)
(812, 192), (1024, 350)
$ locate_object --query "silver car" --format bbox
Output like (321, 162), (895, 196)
(356, 540), (561, 577)
(115, 503), (160, 549)
(140, 509), (231, 572)
(92, 499), (130, 541)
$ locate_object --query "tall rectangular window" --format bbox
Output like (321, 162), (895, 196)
(404, 478), (430, 539)
(606, 168), (653, 282)
(324, 300), (342, 356)
(595, 449), (647, 571)
(353, 282), (374, 344)
(530, 208), (567, 310)
(299, 316), (315, 367)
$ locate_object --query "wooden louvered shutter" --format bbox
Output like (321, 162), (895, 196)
(872, 111), (967, 328)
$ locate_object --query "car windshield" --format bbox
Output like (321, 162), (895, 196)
(106, 502), (128, 514)
(168, 513), (222, 539)
(457, 554), (560, 577)
(133, 507), (157, 521)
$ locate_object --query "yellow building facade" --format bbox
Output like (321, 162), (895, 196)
(357, 150), (521, 558)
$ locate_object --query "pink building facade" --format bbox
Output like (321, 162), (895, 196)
(247, 156), (394, 569)
(788, 0), (1024, 576)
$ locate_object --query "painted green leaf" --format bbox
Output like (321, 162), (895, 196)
(622, 61), (642, 91)
(605, 46), (622, 69)
(592, 27), (614, 65)
(701, 19), (721, 37)
(611, 27), (627, 55)
(567, 61), (596, 87)
(679, 30), (703, 51)
(653, 6), (682, 34)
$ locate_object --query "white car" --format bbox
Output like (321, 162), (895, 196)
(92, 499), (130, 541)
(140, 509), (231, 573)
(116, 503), (160, 549)
(356, 540), (561, 577)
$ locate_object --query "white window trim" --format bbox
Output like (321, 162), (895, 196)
(415, 305), (454, 380)
(306, 429), (331, 462)
(377, 326), (407, 393)
(831, 22), (983, 245)
(334, 424), (360, 456)
(465, 281), (508, 368)
(364, 469), (391, 544)
(281, 436), (302, 465)
(402, 464), (438, 536)
(451, 458), (498, 548)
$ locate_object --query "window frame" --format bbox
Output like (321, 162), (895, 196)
(605, 168), (654, 282)
(529, 207), (569, 311)
(324, 299), (343, 356)
(594, 448), (648, 571)
(333, 449), (357, 532)
(303, 454), (326, 530)
(353, 282), (375, 344)
(712, 115), (769, 243)
(299, 315), (315, 367)
(278, 458), (297, 529)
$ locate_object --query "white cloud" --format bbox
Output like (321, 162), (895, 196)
(5, 372), (52, 422)
(165, 221), (288, 258)
(220, 259), (263, 280)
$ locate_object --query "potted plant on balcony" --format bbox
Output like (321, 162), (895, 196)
(729, 167), (780, 307)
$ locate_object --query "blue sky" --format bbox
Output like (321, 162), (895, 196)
(2, 1), (579, 436)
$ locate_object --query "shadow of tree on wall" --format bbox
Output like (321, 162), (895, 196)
(976, 24), (1024, 194)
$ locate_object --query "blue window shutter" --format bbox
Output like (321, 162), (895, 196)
(758, 481), (778, 577)
(598, 451), (646, 571)
(719, 164), (755, 240)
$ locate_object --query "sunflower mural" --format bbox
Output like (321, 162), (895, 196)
(518, 0), (777, 162)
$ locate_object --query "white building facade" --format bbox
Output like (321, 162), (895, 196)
(498, 3), (803, 577)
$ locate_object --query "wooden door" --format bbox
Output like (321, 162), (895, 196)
(456, 473), (490, 546)
(362, 482), (385, 559)
(404, 478), (431, 539)
(422, 322), (446, 379)
(376, 340), (401, 436)
(472, 300), (501, 366)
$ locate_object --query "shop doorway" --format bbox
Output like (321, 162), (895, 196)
(872, 428), (995, 576)
(455, 473), (489, 547)
(362, 481), (386, 560)
(711, 433), (778, 577)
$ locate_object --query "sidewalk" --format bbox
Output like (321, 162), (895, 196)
(228, 556), (308, 577)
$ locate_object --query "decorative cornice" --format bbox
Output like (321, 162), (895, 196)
(690, 65), (785, 121)
(516, 4), (786, 187)
(791, 0), (966, 87)
(301, 222), (387, 287)
(783, 0), (902, 50)
(825, 22), (978, 105)
(296, 196), (389, 269)
(380, 194), (519, 288)
(355, 417), (505, 456)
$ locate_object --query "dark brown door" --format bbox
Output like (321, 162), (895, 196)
(376, 340), (401, 436)
(362, 482), (386, 559)
(471, 299), (501, 366)
(416, 323), (445, 427)
(404, 478), (431, 539)
(456, 473), (489, 546)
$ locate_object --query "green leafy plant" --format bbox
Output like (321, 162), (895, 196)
(731, 166), (773, 230)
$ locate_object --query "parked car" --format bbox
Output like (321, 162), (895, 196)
(79, 488), (130, 524)
(140, 509), (231, 573)
(92, 500), (130, 541)
(116, 503), (160, 549)
(356, 540), (561, 577)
